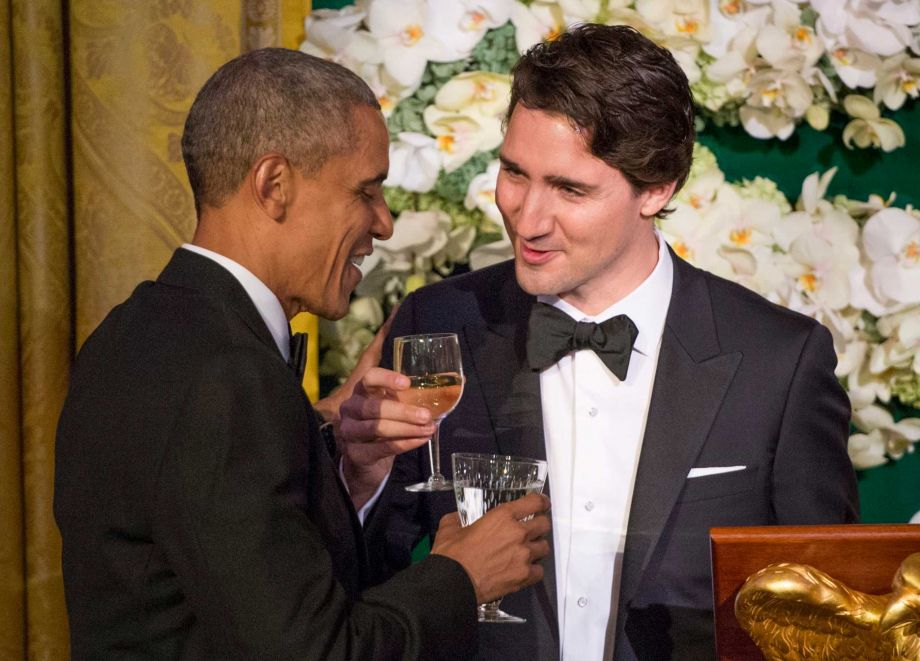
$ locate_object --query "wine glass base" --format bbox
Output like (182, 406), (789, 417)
(478, 608), (526, 624)
(405, 478), (453, 493)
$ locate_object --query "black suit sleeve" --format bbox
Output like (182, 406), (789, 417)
(771, 323), (859, 523)
(152, 346), (476, 660)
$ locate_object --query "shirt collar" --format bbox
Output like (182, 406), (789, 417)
(180, 244), (291, 361)
(537, 231), (673, 356)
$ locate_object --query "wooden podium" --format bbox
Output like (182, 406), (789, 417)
(710, 524), (920, 660)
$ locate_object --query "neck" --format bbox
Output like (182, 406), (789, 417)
(191, 206), (279, 305)
(559, 230), (660, 316)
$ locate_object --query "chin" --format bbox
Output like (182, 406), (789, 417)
(514, 261), (561, 297)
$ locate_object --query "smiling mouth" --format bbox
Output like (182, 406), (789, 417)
(349, 255), (365, 267)
(520, 244), (557, 265)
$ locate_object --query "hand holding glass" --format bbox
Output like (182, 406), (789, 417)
(393, 333), (464, 492)
(452, 452), (548, 623)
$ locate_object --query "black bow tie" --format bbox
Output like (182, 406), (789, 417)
(526, 303), (638, 380)
(289, 332), (307, 380)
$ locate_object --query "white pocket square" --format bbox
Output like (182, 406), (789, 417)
(687, 466), (746, 479)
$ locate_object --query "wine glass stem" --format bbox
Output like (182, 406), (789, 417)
(428, 421), (444, 481)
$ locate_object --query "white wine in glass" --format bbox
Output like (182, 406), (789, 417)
(393, 333), (464, 493)
(452, 452), (548, 623)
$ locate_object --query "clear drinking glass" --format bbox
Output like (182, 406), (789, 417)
(393, 333), (465, 493)
(452, 452), (548, 624)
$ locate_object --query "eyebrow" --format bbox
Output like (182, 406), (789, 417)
(499, 155), (598, 193)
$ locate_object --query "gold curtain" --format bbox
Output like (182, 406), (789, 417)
(1, 2), (312, 658)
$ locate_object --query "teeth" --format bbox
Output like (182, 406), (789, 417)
(350, 255), (365, 267)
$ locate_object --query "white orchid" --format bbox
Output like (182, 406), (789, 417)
(425, 0), (515, 61)
(784, 225), (860, 310)
(876, 306), (920, 373)
(511, 1), (568, 53)
(358, 210), (476, 298)
(434, 71), (512, 120)
(836, 337), (869, 379)
(862, 207), (920, 306)
(755, 4), (824, 72)
(366, 0), (443, 90)
(847, 429), (889, 469)
(662, 36), (703, 83)
(384, 132), (442, 193)
(465, 159), (503, 225)
(557, 0), (604, 21)
(841, 94), (907, 151)
(422, 71), (508, 172)
(659, 204), (732, 276)
(740, 68), (813, 139)
(813, 0), (919, 58)
(874, 53), (920, 110)
(852, 403), (920, 461)
(302, 7), (370, 61)
(706, 23), (757, 79)
(828, 47), (881, 89)
(423, 109), (495, 172)
(674, 160), (725, 212)
(635, 0), (712, 43)
(710, 186), (783, 252)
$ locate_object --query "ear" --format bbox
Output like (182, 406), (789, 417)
(639, 180), (678, 218)
(250, 153), (292, 221)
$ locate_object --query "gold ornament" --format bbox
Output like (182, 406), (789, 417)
(735, 553), (920, 660)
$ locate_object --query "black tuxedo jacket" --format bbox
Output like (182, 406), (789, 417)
(366, 253), (858, 661)
(55, 249), (476, 660)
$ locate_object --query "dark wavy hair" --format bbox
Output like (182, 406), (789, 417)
(508, 24), (695, 218)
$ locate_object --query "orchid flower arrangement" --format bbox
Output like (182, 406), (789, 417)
(302, 0), (920, 469)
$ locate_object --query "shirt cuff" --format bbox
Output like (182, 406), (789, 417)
(338, 459), (391, 526)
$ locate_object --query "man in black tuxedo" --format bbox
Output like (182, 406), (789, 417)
(54, 48), (551, 660)
(335, 25), (859, 660)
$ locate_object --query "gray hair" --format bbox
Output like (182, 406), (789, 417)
(181, 48), (379, 214)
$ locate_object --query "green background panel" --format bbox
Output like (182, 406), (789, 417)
(310, 0), (920, 523)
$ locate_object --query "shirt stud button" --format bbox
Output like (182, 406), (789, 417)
(585, 501), (595, 512)
(588, 407), (598, 417)
(577, 597), (588, 608)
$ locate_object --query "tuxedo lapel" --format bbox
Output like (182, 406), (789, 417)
(157, 248), (283, 362)
(609, 254), (741, 659)
(462, 275), (559, 649)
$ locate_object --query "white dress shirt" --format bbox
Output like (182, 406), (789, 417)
(181, 244), (291, 361)
(540, 234), (673, 660)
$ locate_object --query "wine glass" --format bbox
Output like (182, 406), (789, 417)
(452, 452), (548, 623)
(393, 333), (465, 492)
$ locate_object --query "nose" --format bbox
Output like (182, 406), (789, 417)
(371, 194), (393, 241)
(507, 182), (552, 241)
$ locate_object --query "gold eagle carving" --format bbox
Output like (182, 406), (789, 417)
(735, 553), (920, 660)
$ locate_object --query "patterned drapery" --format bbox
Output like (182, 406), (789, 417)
(1, 2), (312, 658)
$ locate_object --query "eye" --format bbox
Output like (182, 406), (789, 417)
(560, 184), (585, 198)
(357, 185), (381, 201)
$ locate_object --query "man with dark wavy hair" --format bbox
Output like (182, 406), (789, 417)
(54, 47), (552, 660)
(335, 24), (858, 661)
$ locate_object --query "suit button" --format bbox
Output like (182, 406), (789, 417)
(577, 597), (588, 608)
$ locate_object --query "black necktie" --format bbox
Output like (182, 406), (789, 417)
(289, 332), (307, 380)
(526, 303), (638, 380)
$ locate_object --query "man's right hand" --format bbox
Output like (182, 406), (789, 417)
(338, 367), (436, 509)
(430, 493), (552, 605)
